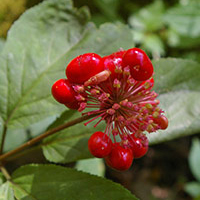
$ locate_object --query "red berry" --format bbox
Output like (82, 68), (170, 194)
(154, 115), (168, 130)
(66, 53), (103, 84)
(100, 50), (126, 80)
(51, 79), (77, 104)
(88, 131), (112, 158)
(65, 101), (80, 110)
(105, 143), (133, 171)
(122, 48), (153, 81)
(128, 135), (148, 159)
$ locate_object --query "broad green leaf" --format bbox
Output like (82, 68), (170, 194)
(163, 2), (200, 38)
(0, 0), (90, 128)
(148, 58), (200, 144)
(189, 138), (200, 182)
(0, 0), (89, 149)
(185, 182), (200, 198)
(0, 0), (134, 151)
(42, 113), (105, 163)
(0, 182), (15, 200)
(11, 164), (138, 200)
(75, 158), (105, 177)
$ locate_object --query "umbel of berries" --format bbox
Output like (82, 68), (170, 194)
(51, 48), (168, 171)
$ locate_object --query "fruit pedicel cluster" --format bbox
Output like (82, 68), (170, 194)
(51, 48), (168, 171)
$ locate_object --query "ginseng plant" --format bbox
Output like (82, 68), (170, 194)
(0, 0), (199, 199)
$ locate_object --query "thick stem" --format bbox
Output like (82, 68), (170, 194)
(0, 114), (95, 162)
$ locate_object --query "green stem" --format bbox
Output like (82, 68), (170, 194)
(0, 126), (7, 155)
(0, 163), (11, 180)
(0, 114), (95, 162)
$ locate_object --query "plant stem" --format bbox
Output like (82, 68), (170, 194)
(0, 126), (7, 155)
(0, 163), (11, 180)
(0, 114), (95, 162)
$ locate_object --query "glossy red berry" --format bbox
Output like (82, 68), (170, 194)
(88, 131), (112, 158)
(100, 50), (126, 80)
(105, 143), (133, 171)
(122, 48), (153, 81)
(65, 100), (80, 110)
(128, 135), (148, 159)
(154, 115), (168, 130)
(51, 79), (77, 104)
(66, 53), (103, 84)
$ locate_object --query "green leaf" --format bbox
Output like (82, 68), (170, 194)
(164, 2), (200, 38)
(148, 58), (200, 144)
(184, 182), (200, 198)
(129, 0), (165, 32)
(0, 172), (5, 185)
(0, 0), (89, 129)
(93, 0), (122, 22)
(75, 158), (105, 177)
(0, 38), (5, 52)
(0, 182), (15, 200)
(189, 138), (200, 182)
(0, 0), (134, 151)
(141, 34), (165, 57)
(166, 28), (200, 48)
(42, 113), (106, 163)
(11, 164), (138, 200)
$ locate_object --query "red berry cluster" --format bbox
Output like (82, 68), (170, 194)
(51, 48), (168, 171)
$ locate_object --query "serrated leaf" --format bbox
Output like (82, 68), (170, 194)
(189, 138), (200, 182)
(0, 182), (15, 200)
(163, 2), (200, 38)
(148, 58), (200, 144)
(0, 0), (134, 151)
(42, 113), (106, 163)
(11, 164), (138, 200)
(185, 182), (200, 198)
(0, 0), (89, 129)
(75, 158), (105, 177)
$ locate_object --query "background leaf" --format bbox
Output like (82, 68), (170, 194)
(129, 0), (165, 32)
(163, 2), (200, 38)
(188, 138), (200, 182)
(0, 0), (134, 151)
(0, 182), (15, 200)
(184, 182), (200, 198)
(148, 58), (200, 144)
(75, 158), (105, 177)
(11, 164), (138, 200)
(0, 38), (5, 52)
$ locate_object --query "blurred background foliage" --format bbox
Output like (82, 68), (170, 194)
(0, 0), (199, 200)
(1, 0), (199, 62)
